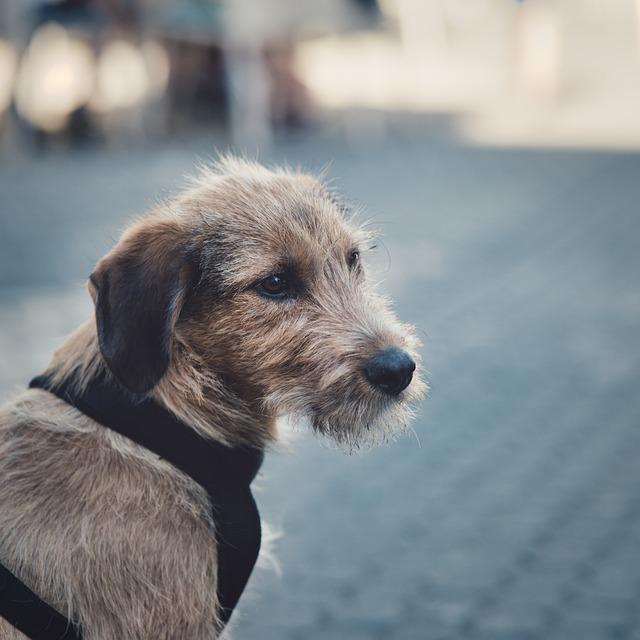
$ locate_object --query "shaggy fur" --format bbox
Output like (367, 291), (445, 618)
(0, 158), (425, 639)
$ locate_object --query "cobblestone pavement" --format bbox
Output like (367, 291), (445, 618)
(1, 123), (639, 639)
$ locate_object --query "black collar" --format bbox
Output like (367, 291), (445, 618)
(0, 373), (264, 640)
(30, 373), (264, 490)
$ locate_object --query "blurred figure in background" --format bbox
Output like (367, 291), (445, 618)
(0, 0), (372, 148)
(2, 0), (640, 149)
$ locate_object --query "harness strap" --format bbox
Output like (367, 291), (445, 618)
(0, 372), (264, 639)
(0, 564), (81, 640)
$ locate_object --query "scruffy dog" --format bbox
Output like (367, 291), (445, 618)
(0, 158), (425, 639)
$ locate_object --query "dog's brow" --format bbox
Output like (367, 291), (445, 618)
(322, 188), (351, 215)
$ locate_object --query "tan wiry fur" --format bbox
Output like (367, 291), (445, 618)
(0, 158), (425, 639)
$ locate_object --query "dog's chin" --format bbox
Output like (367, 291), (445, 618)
(309, 381), (427, 451)
(263, 375), (427, 451)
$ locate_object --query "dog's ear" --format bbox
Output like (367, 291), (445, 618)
(88, 218), (199, 394)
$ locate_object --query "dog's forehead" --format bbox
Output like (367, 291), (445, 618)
(227, 173), (346, 233)
(195, 172), (357, 276)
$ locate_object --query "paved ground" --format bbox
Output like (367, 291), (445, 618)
(1, 121), (639, 639)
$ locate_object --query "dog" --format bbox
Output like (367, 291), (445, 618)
(0, 157), (425, 639)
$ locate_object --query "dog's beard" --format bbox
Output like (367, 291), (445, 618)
(263, 373), (427, 451)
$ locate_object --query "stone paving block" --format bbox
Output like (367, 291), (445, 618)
(493, 568), (572, 608)
(585, 564), (640, 601)
(545, 615), (629, 640)
(464, 630), (537, 640)
(471, 609), (545, 637)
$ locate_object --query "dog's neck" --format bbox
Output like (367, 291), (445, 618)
(46, 319), (276, 448)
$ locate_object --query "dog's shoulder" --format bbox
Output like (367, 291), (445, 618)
(0, 389), (220, 639)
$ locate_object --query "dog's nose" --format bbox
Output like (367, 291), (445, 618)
(364, 347), (415, 396)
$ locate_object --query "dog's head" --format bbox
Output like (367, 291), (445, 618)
(89, 158), (426, 448)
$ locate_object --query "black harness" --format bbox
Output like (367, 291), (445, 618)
(0, 373), (264, 639)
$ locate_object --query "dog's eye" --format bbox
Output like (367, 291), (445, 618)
(348, 250), (360, 269)
(256, 274), (291, 299)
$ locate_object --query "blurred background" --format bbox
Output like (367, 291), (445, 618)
(1, 1), (640, 639)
